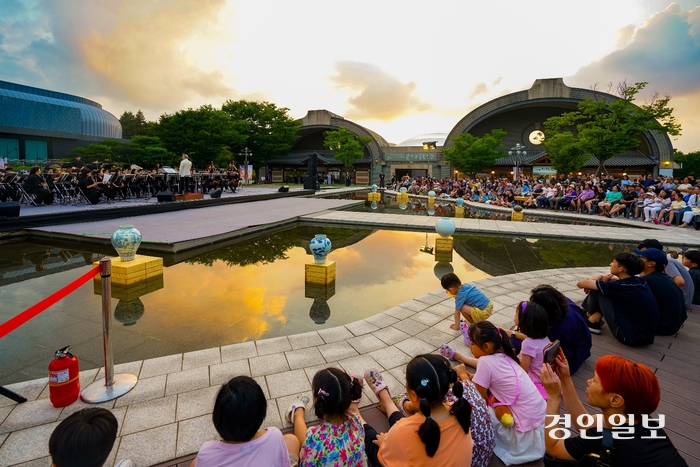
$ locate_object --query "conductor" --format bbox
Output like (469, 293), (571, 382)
(179, 154), (192, 194)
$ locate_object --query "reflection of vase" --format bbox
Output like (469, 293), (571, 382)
(428, 208), (435, 216)
(309, 299), (331, 324)
(456, 197), (464, 207)
(114, 298), (145, 326)
(399, 203), (407, 210)
(309, 234), (332, 264)
(111, 225), (142, 262)
(370, 201), (378, 210)
(435, 217), (456, 237)
(434, 261), (454, 279)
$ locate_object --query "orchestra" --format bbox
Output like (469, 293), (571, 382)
(0, 162), (243, 207)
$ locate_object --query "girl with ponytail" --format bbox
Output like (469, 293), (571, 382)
(362, 354), (473, 466)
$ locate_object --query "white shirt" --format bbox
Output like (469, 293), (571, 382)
(179, 158), (192, 176)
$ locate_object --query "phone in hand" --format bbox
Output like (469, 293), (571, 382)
(543, 340), (561, 366)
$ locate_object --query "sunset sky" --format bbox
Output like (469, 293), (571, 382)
(1, 0), (699, 151)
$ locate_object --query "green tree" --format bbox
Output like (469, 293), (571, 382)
(673, 150), (700, 178)
(543, 82), (682, 175)
(323, 127), (372, 168)
(221, 100), (300, 169)
(542, 132), (590, 175)
(68, 139), (124, 164)
(119, 110), (149, 139)
(124, 135), (176, 168)
(156, 105), (247, 169)
(443, 129), (507, 174)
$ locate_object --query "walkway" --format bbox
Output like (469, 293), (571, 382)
(1, 267), (698, 467)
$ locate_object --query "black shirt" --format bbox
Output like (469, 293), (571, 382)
(640, 271), (687, 335)
(597, 277), (658, 346)
(564, 426), (688, 467)
(23, 173), (44, 193)
(689, 267), (700, 305)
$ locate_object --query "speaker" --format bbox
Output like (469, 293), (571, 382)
(278, 186), (289, 193)
(0, 201), (20, 217)
(156, 191), (175, 202)
(209, 188), (222, 199)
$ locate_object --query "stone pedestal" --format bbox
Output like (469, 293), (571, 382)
(434, 238), (454, 262)
(93, 255), (163, 285)
(305, 261), (336, 285)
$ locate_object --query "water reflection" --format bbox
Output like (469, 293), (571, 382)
(0, 228), (635, 384)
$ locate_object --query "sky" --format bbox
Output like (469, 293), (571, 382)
(1, 0), (699, 151)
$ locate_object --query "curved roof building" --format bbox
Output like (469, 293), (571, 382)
(0, 80), (122, 163)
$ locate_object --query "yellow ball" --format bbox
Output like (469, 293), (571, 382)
(500, 413), (515, 428)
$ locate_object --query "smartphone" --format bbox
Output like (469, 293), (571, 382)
(543, 340), (561, 365)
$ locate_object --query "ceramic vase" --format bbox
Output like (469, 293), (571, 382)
(428, 190), (436, 198)
(309, 234), (332, 264)
(371, 184), (378, 192)
(370, 201), (378, 210)
(456, 197), (464, 207)
(111, 225), (142, 262)
(435, 217), (456, 237)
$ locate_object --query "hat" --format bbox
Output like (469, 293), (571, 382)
(634, 248), (668, 266)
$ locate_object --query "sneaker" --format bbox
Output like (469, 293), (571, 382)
(114, 460), (134, 467)
(285, 394), (309, 423)
(588, 319), (605, 335)
(653, 219), (659, 225)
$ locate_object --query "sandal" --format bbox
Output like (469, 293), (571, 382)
(364, 368), (388, 397)
(392, 393), (411, 417)
(285, 394), (309, 423)
(440, 343), (455, 360)
(460, 321), (470, 346)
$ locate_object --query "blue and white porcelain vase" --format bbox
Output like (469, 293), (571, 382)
(111, 225), (142, 262)
(399, 187), (407, 194)
(455, 197), (464, 207)
(435, 217), (456, 238)
(371, 184), (378, 193)
(428, 190), (436, 198)
(309, 234), (332, 264)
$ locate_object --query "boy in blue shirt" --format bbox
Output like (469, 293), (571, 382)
(441, 272), (493, 329)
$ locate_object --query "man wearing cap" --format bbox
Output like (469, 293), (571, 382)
(636, 248), (687, 335)
(637, 239), (694, 307)
(577, 252), (658, 346)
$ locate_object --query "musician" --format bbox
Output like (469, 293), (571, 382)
(78, 169), (103, 204)
(24, 166), (54, 205)
(179, 154), (192, 194)
(109, 170), (127, 200)
(230, 169), (240, 193)
(71, 155), (85, 170)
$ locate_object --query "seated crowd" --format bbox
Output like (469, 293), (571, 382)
(46, 238), (693, 467)
(387, 173), (700, 228)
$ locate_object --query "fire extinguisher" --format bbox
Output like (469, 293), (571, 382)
(48, 346), (80, 408)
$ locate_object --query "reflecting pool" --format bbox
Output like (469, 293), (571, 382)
(0, 226), (634, 383)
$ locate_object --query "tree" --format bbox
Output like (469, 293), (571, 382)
(542, 132), (590, 175)
(443, 129), (507, 174)
(323, 127), (372, 168)
(543, 81), (682, 175)
(673, 150), (700, 178)
(221, 100), (300, 169)
(124, 135), (176, 168)
(119, 110), (149, 139)
(156, 105), (247, 169)
(68, 139), (124, 164)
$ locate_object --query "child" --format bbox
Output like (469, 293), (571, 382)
(682, 250), (700, 305)
(49, 408), (132, 467)
(441, 272), (493, 331)
(459, 321), (546, 466)
(363, 355), (474, 466)
(194, 376), (298, 467)
(512, 301), (550, 399)
(287, 367), (368, 466)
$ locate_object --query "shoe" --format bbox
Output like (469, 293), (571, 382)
(364, 369), (388, 397)
(664, 222), (671, 226)
(392, 393), (411, 417)
(114, 460), (134, 467)
(588, 319), (605, 335)
(440, 343), (455, 360)
(653, 219), (659, 224)
(285, 394), (309, 423)
(460, 321), (470, 346)
(644, 218), (651, 222)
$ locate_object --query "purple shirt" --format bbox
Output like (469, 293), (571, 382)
(579, 189), (595, 200)
(547, 299), (592, 375)
(195, 428), (289, 467)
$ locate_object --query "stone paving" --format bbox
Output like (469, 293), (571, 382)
(0, 267), (605, 467)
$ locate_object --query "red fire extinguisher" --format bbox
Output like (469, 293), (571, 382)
(48, 346), (80, 408)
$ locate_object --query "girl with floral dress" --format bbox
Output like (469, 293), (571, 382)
(286, 368), (368, 467)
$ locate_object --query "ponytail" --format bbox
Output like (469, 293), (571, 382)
(499, 327), (520, 364)
(469, 321), (520, 364)
(416, 393), (440, 457)
(448, 368), (472, 434)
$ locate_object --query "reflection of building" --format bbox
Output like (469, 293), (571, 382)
(0, 243), (101, 287)
(267, 79), (674, 184)
(0, 80), (123, 163)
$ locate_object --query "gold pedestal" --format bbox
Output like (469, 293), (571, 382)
(93, 255), (164, 285)
(368, 192), (381, 201)
(434, 237), (454, 262)
(305, 281), (336, 300)
(511, 211), (524, 222)
(305, 261), (336, 285)
(454, 206), (464, 217)
(94, 274), (164, 301)
(397, 193), (409, 203)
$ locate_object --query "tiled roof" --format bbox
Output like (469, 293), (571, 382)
(495, 149), (657, 167)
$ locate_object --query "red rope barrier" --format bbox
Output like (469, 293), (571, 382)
(0, 265), (102, 339)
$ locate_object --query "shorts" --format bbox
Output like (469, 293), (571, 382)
(470, 301), (494, 322)
(289, 452), (299, 467)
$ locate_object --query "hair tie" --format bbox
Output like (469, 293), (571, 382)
(420, 378), (429, 387)
(317, 388), (329, 398)
(520, 301), (528, 313)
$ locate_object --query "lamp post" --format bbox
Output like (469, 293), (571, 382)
(508, 143), (527, 181)
(239, 147), (252, 185)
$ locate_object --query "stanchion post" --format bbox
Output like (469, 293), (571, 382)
(81, 257), (138, 404)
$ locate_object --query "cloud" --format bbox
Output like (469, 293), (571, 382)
(492, 77), (503, 86)
(330, 61), (431, 121)
(571, 4), (700, 95)
(468, 82), (488, 99)
(0, 0), (241, 117)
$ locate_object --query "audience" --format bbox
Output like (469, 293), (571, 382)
(638, 239), (694, 307)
